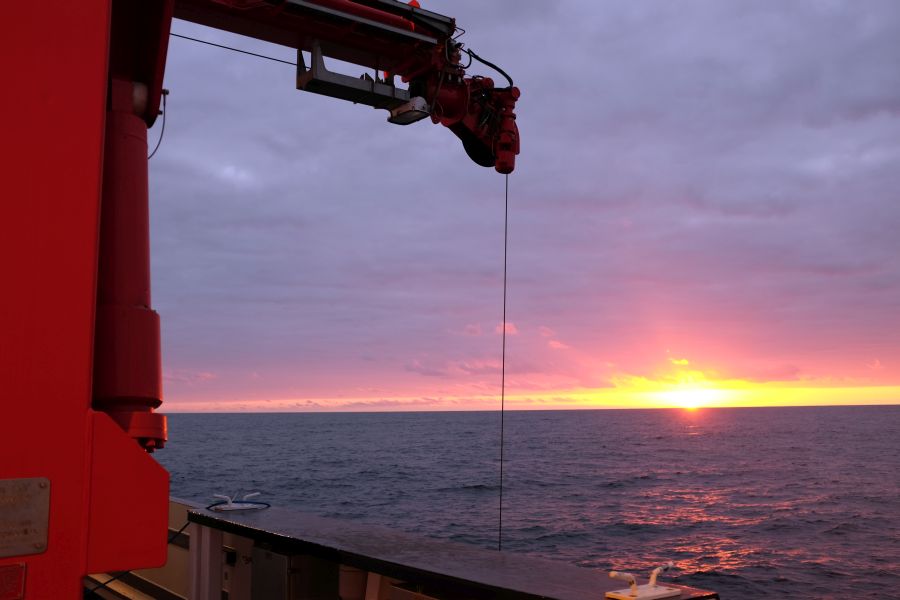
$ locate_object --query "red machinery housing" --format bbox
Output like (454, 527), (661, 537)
(1, 1), (518, 597)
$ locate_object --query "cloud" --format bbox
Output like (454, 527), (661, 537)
(721, 364), (803, 384)
(403, 358), (508, 377)
(404, 359), (447, 378)
(495, 322), (519, 335)
(548, 340), (570, 350)
(153, 2), (900, 411)
(454, 359), (502, 375)
(329, 397), (440, 410)
(164, 369), (217, 384)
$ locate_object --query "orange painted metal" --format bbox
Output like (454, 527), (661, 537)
(0, 1), (170, 597)
(306, 0), (416, 31)
(0, 565), (26, 600)
(86, 413), (169, 572)
(1, 3), (111, 597)
(92, 78), (167, 451)
(175, 0), (521, 173)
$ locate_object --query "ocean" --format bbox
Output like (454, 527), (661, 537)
(156, 406), (900, 600)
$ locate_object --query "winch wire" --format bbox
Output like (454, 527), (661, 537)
(498, 173), (509, 551)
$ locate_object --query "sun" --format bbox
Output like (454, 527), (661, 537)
(656, 387), (727, 410)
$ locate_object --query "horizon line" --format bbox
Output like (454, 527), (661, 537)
(159, 402), (900, 415)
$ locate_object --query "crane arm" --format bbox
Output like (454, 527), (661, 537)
(172, 0), (520, 172)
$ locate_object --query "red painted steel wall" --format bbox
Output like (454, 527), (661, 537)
(0, 3), (168, 597)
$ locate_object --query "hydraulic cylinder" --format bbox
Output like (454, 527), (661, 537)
(92, 78), (167, 451)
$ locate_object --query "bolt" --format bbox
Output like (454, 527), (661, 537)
(34, 542), (45, 550)
(38, 481), (48, 489)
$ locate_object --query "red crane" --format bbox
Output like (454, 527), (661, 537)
(0, 1), (519, 597)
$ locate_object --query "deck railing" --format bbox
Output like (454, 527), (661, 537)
(85, 498), (718, 600)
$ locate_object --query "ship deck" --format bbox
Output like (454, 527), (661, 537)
(191, 505), (718, 600)
(85, 499), (719, 600)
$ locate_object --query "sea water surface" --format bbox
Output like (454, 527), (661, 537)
(157, 406), (900, 599)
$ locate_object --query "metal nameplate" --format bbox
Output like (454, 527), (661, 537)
(0, 478), (50, 558)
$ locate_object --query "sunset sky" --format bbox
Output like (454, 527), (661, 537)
(150, 1), (900, 412)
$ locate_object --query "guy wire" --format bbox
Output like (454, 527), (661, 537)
(498, 173), (509, 551)
(170, 32), (297, 66)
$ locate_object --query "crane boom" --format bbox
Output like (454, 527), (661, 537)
(172, 0), (520, 172)
(1, 1), (520, 597)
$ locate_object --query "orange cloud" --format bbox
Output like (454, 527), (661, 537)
(495, 322), (519, 335)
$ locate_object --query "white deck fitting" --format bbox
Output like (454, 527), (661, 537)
(605, 583), (682, 600)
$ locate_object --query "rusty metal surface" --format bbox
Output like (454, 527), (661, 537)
(0, 479), (50, 559)
(189, 507), (718, 600)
